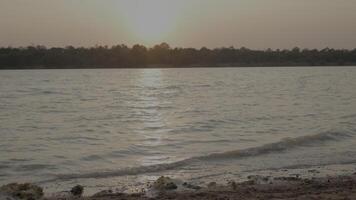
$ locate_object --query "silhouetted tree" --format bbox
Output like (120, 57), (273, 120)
(0, 43), (355, 69)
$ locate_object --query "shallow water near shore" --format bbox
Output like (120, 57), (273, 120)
(1, 67), (356, 194)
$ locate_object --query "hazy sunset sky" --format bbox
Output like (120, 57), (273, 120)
(1, 0), (355, 49)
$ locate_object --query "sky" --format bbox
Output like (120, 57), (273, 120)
(0, 0), (356, 49)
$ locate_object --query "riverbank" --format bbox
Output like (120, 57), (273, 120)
(52, 174), (356, 200)
(3, 172), (356, 200)
(72, 175), (356, 200)
(77, 175), (356, 200)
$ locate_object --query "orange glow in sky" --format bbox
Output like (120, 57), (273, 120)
(1, 0), (356, 49)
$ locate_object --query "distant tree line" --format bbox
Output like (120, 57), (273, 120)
(1, 43), (356, 69)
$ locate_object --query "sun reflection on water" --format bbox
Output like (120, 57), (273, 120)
(134, 69), (171, 166)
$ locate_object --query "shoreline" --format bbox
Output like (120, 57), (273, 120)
(51, 173), (356, 200)
(2, 169), (356, 200)
(1, 64), (356, 70)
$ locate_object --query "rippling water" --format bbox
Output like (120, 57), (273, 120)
(1, 67), (356, 193)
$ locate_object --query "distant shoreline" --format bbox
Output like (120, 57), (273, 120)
(1, 45), (356, 70)
(1, 64), (356, 70)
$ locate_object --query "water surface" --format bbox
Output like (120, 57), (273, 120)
(1, 67), (356, 193)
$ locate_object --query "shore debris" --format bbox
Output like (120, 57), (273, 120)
(228, 181), (238, 190)
(182, 182), (201, 190)
(207, 182), (217, 189)
(92, 190), (118, 198)
(70, 185), (84, 197)
(308, 169), (320, 174)
(152, 176), (178, 191)
(274, 176), (301, 181)
(0, 183), (43, 200)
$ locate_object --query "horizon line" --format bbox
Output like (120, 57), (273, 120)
(1, 43), (356, 51)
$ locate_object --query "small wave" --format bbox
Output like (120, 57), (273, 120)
(55, 130), (352, 180)
(0, 165), (9, 170)
(197, 130), (351, 160)
(128, 105), (174, 110)
(80, 155), (104, 162)
(341, 114), (356, 119)
(16, 164), (55, 171)
(56, 160), (190, 180)
(133, 139), (235, 150)
(54, 136), (102, 141)
(244, 159), (356, 173)
(163, 85), (184, 90)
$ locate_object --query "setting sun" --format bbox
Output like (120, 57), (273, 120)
(120, 0), (182, 45)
